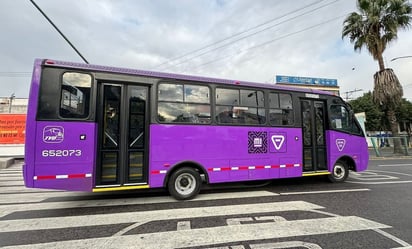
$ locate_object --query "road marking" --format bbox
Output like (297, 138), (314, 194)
(374, 229), (411, 247)
(370, 170), (412, 177)
(0, 201), (321, 232)
(0, 181), (24, 187)
(2, 216), (389, 249)
(176, 221), (191, 231)
(250, 241), (322, 249)
(205, 241), (323, 249)
(0, 191), (89, 204)
(0, 172), (22, 175)
(0, 190), (278, 218)
(0, 186), (63, 193)
(347, 180), (412, 185)
(0, 177), (23, 181)
(378, 164), (412, 167)
(350, 171), (398, 181)
(311, 207), (411, 248)
(279, 188), (370, 195)
(227, 217), (254, 225)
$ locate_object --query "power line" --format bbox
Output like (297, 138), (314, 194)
(30, 0), (89, 64)
(182, 14), (347, 73)
(153, 0), (327, 70)
(155, 0), (341, 71)
(343, 88), (363, 101)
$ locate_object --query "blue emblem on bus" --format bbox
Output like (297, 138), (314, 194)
(43, 126), (64, 143)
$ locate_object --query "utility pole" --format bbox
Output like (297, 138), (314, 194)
(30, 0), (89, 64)
(8, 93), (15, 113)
(343, 88), (362, 101)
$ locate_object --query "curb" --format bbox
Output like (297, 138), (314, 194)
(0, 158), (15, 169)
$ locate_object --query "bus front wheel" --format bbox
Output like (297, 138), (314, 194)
(328, 160), (349, 183)
(168, 167), (201, 200)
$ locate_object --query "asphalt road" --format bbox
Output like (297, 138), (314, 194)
(0, 158), (412, 249)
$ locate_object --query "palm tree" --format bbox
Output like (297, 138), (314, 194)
(342, 0), (411, 153)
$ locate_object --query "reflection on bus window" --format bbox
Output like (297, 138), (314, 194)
(158, 83), (211, 124)
(59, 72), (92, 119)
(329, 104), (361, 134)
(269, 92), (294, 126)
(215, 88), (266, 125)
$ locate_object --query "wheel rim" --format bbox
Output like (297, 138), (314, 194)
(174, 173), (196, 196)
(333, 164), (346, 180)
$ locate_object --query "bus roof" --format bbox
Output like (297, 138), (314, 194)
(40, 59), (334, 96)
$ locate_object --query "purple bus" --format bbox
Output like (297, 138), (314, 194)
(23, 59), (368, 200)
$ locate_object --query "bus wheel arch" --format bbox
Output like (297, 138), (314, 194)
(165, 162), (207, 200)
(328, 156), (353, 183)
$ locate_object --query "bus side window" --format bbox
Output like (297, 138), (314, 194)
(329, 104), (360, 134)
(59, 72), (92, 119)
(157, 83), (211, 124)
(269, 92), (294, 126)
(215, 88), (265, 125)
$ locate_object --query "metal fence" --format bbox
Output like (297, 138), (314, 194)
(369, 136), (410, 157)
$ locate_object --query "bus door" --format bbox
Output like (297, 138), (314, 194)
(95, 83), (149, 189)
(300, 99), (327, 172)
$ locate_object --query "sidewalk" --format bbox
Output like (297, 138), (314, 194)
(0, 157), (15, 169)
(0, 144), (23, 168)
(368, 147), (412, 159)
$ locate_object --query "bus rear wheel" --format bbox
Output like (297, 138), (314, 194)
(328, 160), (349, 183)
(168, 167), (201, 200)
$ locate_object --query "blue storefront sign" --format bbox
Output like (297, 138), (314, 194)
(276, 75), (338, 86)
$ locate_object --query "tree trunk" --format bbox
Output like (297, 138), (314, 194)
(372, 69), (404, 154)
(387, 109), (403, 154)
(376, 53), (385, 71)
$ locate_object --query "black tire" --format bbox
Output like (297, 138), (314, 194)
(168, 167), (201, 200)
(328, 160), (349, 183)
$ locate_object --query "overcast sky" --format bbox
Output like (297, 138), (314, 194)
(1, 0), (411, 101)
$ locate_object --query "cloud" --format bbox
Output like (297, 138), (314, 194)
(0, 0), (411, 101)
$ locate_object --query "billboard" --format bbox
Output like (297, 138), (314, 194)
(276, 75), (338, 86)
(0, 114), (26, 144)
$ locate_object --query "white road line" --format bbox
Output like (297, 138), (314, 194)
(0, 191), (89, 204)
(0, 173), (22, 177)
(378, 164), (412, 167)
(0, 176), (24, 184)
(0, 186), (63, 193)
(249, 241), (322, 249)
(347, 180), (412, 185)
(2, 216), (389, 249)
(370, 170), (412, 177)
(374, 229), (411, 247)
(176, 221), (191, 231)
(0, 191), (278, 218)
(349, 171), (399, 180)
(310, 205), (411, 247)
(279, 188), (370, 196)
(0, 181), (24, 187)
(0, 201), (322, 232)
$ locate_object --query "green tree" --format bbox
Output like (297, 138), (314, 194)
(342, 0), (411, 151)
(349, 92), (385, 131)
(396, 98), (412, 134)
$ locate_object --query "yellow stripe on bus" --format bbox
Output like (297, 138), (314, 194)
(302, 172), (331, 177)
(93, 185), (150, 192)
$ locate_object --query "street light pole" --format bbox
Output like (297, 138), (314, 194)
(8, 93), (15, 113)
(390, 55), (412, 62)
